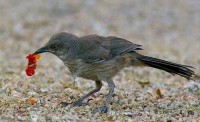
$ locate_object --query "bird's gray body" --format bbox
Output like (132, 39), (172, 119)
(63, 34), (143, 81)
(34, 32), (195, 113)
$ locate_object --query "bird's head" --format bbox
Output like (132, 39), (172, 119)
(34, 32), (77, 59)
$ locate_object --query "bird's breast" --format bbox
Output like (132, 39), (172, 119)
(65, 59), (99, 80)
(64, 55), (132, 81)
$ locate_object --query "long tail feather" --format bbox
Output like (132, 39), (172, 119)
(138, 55), (195, 80)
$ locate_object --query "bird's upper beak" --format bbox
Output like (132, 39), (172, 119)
(34, 47), (47, 54)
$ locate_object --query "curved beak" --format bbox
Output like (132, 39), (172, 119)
(34, 47), (47, 54)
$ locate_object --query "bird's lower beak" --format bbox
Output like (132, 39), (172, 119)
(34, 47), (47, 54)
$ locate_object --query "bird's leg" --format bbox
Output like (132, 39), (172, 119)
(72, 80), (103, 106)
(93, 80), (115, 113)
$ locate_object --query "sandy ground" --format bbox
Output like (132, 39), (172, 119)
(0, 0), (200, 121)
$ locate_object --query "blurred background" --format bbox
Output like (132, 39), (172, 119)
(0, 0), (200, 121)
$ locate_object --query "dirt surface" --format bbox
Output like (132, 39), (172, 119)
(0, 0), (200, 121)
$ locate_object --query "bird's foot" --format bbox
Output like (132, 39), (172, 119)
(60, 98), (92, 107)
(92, 105), (108, 114)
(60, 102), (71, 107)
(72, 99), (85, 106)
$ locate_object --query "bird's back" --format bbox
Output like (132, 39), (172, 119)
(64, 35), (143, 81)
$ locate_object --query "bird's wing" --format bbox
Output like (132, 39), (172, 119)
(77, 35), (142, 63)
(107, 36), (142, 58)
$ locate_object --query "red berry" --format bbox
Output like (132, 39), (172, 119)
(25, 53), (40, 76)
(25, 68), (35, 76)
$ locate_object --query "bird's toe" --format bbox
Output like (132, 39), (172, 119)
(60, 102), (71, 107)
(92, 105), (108, 114)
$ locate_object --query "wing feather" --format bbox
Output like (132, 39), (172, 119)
(77, 35), (142, 63)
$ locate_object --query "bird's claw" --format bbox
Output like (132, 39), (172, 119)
(92, 105), (108, 114)
(72, 100), (85, 106)
(60, 99), (91, 107)
(60, 102), (71, 107)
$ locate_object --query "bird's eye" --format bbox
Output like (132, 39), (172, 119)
(51, 45), (58, 50)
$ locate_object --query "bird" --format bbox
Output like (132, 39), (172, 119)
(34, 32), (196, 113)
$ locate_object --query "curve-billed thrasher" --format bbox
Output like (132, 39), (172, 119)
(34, 32), (196, 113)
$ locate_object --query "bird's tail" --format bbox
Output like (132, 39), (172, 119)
(137, 55), (196, 80)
